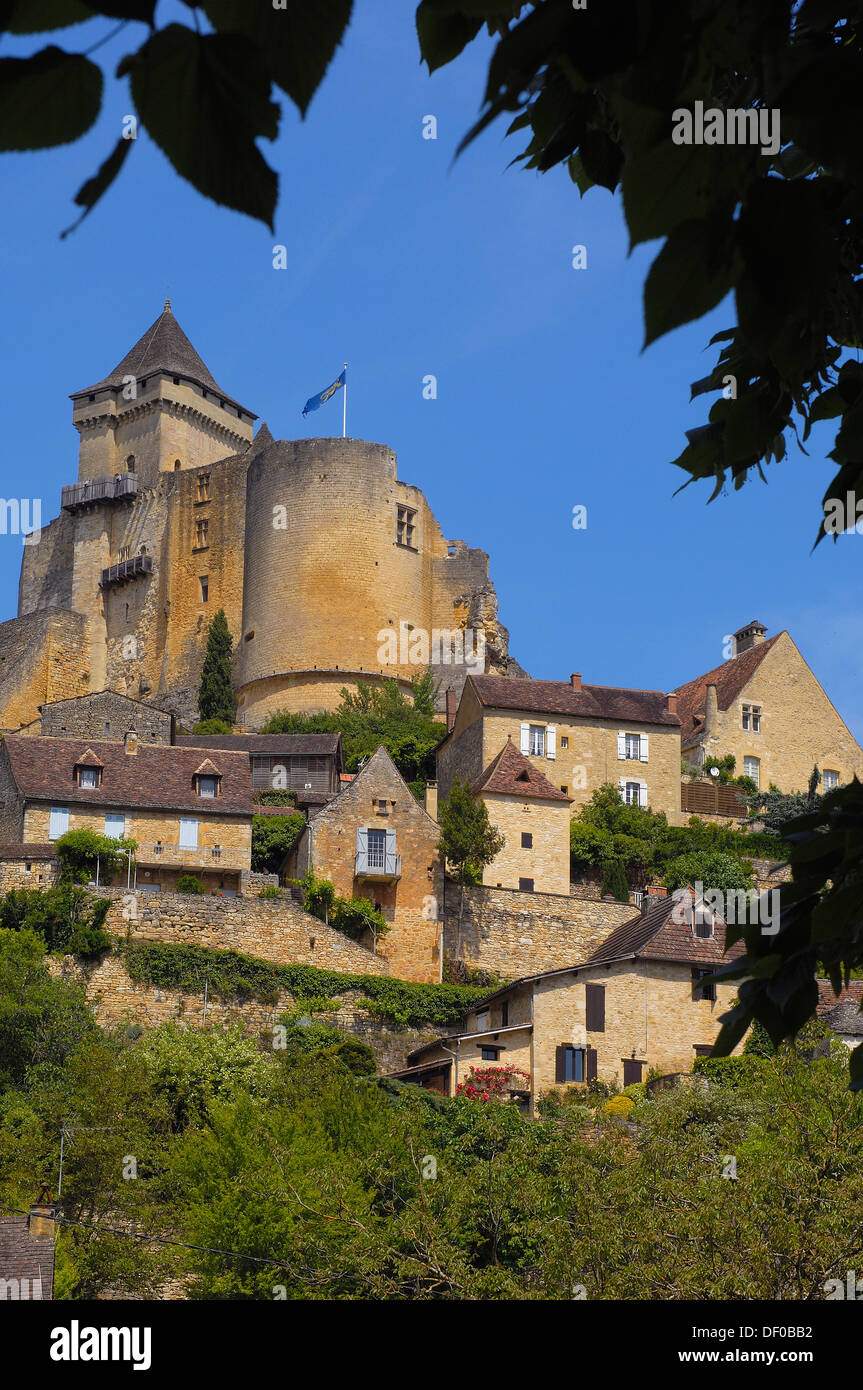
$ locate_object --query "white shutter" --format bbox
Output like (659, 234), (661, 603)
(49, 807), (69, 840)
(546, 724), (556, 760)
(640, 734), (649, 763)
(385, 828), (396, 863)
(179, 817), (198, 848)
(356, 827), (365, 854)
(105, 813), (125, 840)
(520, 721), (530, 755)
(638, 783), (648, 808)
(617, 731), (626, 760)
(618, 778), (626, 802)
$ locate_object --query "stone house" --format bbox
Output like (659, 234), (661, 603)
(436, 672), (683, 824)
(0, 730), (253, 894)
(394, 895), (744, 1111)
(286, 745), (443, 982)
(175, 731), (343, 813)
(470, 739), (572, 895)
(675, 620), (863, 801)
(11, 688), (175, 744)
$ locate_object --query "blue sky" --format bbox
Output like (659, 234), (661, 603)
(1, 1), (860, 740)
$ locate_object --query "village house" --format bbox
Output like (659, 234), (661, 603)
(393, 894), (744, 1111)
(436, 672), (683, 824)
(0, 730), (253, 894)
(285, 745), (443, 982)
(674, 620), (863, 811)
(470, 739), (572, 895)
(9, 688), (176, 744)
(175, 731), (343, 814)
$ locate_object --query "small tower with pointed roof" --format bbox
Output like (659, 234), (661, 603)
(69, 300), (256, 488)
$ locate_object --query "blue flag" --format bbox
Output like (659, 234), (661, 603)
(302, 368), (346, 416)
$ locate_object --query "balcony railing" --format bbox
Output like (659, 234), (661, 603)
(62, 472), (139, 512)
(354, 849), (401, 880)
(135, 843), (248, 871)
(100, 553), (153, 588)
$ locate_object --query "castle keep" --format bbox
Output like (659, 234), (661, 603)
(0, 304), (518, 732)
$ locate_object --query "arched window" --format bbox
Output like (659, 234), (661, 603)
(125, 454), (135, 473)
(173, 459), (181, 471)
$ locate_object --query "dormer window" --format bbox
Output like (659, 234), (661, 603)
(693, 906), (714, 939)
(194, 760), (222, 798)
(74, 750), (104, 788)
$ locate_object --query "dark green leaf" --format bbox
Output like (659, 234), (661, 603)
(416, 3), (482, 74)
(643, 217), (738, 348)
(60, 133), (131, 238)
(202, 0), (351, 115)
(118, 25), (279, 230)
(0, 46), (102, 150)
(2, 0), (92, 33)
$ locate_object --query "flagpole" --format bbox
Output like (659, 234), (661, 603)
(343, 363), (347, 439)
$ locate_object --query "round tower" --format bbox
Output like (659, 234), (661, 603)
(235, 437), (453, 724)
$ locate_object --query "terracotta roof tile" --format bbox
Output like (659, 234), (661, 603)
(176, 733), (341, 756)
(674, 635), (782, 745)
(2, 736), (253, 816)
(470, 675), (679, 726)
(586, 895), (746, 968)
(471, 740), (571, 802)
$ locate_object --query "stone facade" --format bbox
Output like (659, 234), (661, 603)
(676, 626), (863, 795)
(478, 791), (572, 895)
(444, 883), (635, 980)
(35, 690), (174, 743)
(438, 676), (683, 824)
(290, 746), (443, 983)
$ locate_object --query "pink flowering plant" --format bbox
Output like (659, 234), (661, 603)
(456, 1064), (531, 1102)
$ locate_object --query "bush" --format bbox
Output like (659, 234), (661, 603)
(330, 895), (389, 940)
(0, 885), (111, 956)
(600, 858), (629, 902)
(662, 850), (752, 895)
(622, 1081), (647, 1103)
(257, 885), (284, 899)
(604, 1094), (635, 1116)
(251, 811), (305, 873)
(192, 718), (234, 735)
(176, 874), (205, 895)
(55, 828), (135, 885)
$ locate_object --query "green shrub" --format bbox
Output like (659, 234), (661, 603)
(251, 812), (305, 873)
(122, 941), (490, 1026)
(192, 718), (234, 735)
(330, 895), (389, 939)
(600, 858), (629, 902)
(55, 828), (135, 885)
(257, 885), (284, 899)
(176, 874), (205, 895)
(0, 885), (111, 957)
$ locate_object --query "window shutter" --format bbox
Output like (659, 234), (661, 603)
(586, 1047), (597, 1082)
(586, 983), (605, 1033)
(546, 724), (556, 760)
(618, 777), (626, 801)
(555, 1045), (567, 1084)
(638, 783), (648, 808)
(691, 969), (700, 1002)
(520, 721), (530, 754)
(356, 827), (365, 853)
(617, 731), (626, 759)
(385, 828), (396, 863)
(640, 734), (649, 762)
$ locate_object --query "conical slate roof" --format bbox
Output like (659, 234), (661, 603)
(70, 300), (254, 418)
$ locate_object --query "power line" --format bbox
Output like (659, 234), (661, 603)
(0, 1203), (295, 1272)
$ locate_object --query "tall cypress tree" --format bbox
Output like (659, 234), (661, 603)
(198, 609), (234, 725)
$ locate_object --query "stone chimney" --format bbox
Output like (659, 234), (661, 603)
(445, 688), (457, 732)
(733, 620), (767, 654)
(704, 684), (719, 740)
(425, 781), (438, 821)
(570, 673), (582, 692)
(666, 691), (678, 715)
(124, 726), (138, 755)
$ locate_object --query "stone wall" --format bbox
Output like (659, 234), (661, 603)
(52, 953), (445, 1073)
(0, 608), (88, 733)
(97, 885), (389, 974)
(38, 690), (173, 743)
(479, 791), (571, 896)
(444, 883), (636, 980)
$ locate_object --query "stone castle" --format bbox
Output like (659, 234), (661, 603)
(0, 303), (522, 732)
